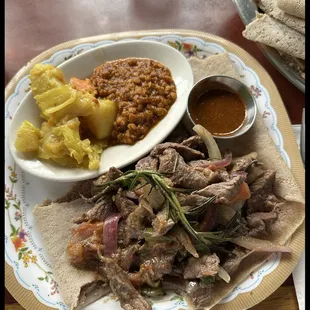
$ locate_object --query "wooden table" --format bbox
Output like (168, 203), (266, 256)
(5, 0), (304, 309)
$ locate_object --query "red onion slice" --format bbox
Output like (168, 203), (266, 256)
(103, 213), (121, 256)
(212, 152), (232, 168)
(231, 236), (293, 253)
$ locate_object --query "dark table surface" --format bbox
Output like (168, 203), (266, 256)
(5, 0), (303, 309)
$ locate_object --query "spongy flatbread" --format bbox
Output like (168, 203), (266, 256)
(188, 53), (241, 82)
(257, 0), (305, 34)
(188, 56), (304, 309)
(33, 199), (110, 310)
(242, 13), (305, 60)
(277, 0), (305, 19)
(276, 50), (305, 79)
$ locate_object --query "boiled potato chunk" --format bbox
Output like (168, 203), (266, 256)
(15, 121), (41, 153)
(84, 99), (117, 140)
(35, 85), (96, 123)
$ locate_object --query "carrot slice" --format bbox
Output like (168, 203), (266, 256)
(230, 182), (251, 203)
(70, 77), (97, 94)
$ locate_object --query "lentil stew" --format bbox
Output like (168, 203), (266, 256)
(90, 58), (177, 145)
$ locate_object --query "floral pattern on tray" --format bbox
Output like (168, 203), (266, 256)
(5, 35), (290, 310)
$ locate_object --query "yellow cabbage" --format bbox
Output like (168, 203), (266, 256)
(15, 121), (41, 153)
(38, 117), (105, 170)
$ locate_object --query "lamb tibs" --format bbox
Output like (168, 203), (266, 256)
(67, 125), (291, 310)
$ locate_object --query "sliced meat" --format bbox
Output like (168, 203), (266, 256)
(169, 153), (211, 189)
(73, 195), (116, 224)
(152, 202), (175, 236)
(194, 175), (244, 204)
(67, 222), (104, 268)
(205, 167), (230, 182)
(185, 281), (213, 309)
(138, 241), (181, 262)
(183, 254), (220, 279)
(101, 258), (152, 310)
(150, 142), (205, 161)
(120, 244), (141, 271)
(222, 246), (250, 275)
(249, 170), (276, 196)
(229, 152), (257, 173)
(199, 204), (218, 232)
(176, 192), (214, 210)
(188, 162), (231, 182)
(139, 254), (176, 286)
(247, 193), (279, 214)
(168, 225), (199, 258)
(181, 135), (207, 154)
(135, 156), (158, 171)
(143, 184), (166, 210)
(91, 167), (123, 197)
(188, 159), (212, 169)
(158, 148), (179, 174)
(140, 198), (155, 218)
(246, 170), (278, 216)
(117, 220), (127, 246)
(217, 205), (237, 226)
(115, 188), (137, 219)
(247, 210), (278, 237)
(93, 167), (123, 187)
(135, 242), (181, 287)
(124, 190), (139, 201)
(246, 163), (265, 184)
(124, 204), (154, 244)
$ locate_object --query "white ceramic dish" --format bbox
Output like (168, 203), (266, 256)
(8, 40), (194, 182)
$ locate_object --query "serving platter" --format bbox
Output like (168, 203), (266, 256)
(232, 0), (305, 93)
(5, 30), (305, 310)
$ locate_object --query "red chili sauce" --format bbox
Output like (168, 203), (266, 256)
(189, 88), (246, 136)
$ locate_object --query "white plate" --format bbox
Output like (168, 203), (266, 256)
(8, 40), (194, 182)
(5, 35), (290, 310)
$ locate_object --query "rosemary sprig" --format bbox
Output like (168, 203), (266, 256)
(94, 170), (241, 249)
(184, 196), (216, 215)
(151, 174), (202, 243)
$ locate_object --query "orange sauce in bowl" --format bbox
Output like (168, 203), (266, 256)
(189, 88), (246, 136)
